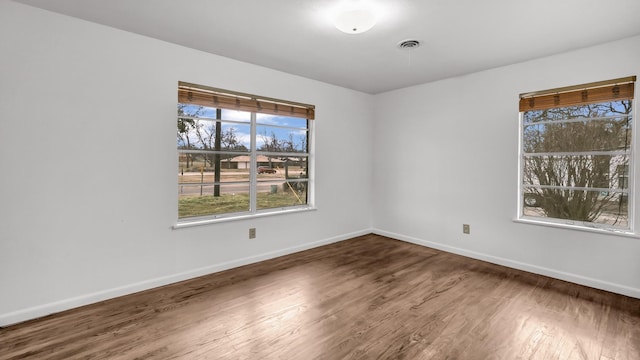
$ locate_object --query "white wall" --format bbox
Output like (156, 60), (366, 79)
(0, 1), (374, 326)
(372, 35), (640, 298)
(2, 0), (639, 328)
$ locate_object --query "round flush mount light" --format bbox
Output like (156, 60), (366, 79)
(334, 7), (377, 34)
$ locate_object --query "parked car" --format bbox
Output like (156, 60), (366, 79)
(258, 166), (277, 174)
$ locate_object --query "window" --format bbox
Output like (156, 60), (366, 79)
(177, 82), (314, 223)
(518, 76), (635, 231)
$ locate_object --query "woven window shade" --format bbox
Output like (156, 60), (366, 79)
(178, 82), (315, 120)
(519, 76), (635, 112)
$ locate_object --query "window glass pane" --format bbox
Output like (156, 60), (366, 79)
(519, 94), (632, 230)
(220, 123), (251, 151)
(178, 183), (250, 218)
(178, 104), (217, 118)
(257, 125), (308, 153)
(523, 100), (631, 124)
(617, 165), (629, 189)
(177, 105), (251, 123)
(256, 113), (307, 128)
(523, 116), (631, 153)
(257, 179), (308, 210)
(177, 119), (250, 151)
(178, 156), (251, 182)
(221, 109), (251, 122)
(523, 155), (628, 189)
(256, 156), (308, 210)
(522, 189), (628, 228)
(255, 156), (308, 179)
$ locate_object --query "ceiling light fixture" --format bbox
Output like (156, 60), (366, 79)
(333, 5), (376, 34)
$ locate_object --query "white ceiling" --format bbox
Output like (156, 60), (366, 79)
(15, 0), (640, 94)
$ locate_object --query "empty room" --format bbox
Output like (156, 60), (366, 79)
(1, 0), (640, 359)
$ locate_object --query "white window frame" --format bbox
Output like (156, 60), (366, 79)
(516, 78), (636, 235)
(175, 83), (315, 228)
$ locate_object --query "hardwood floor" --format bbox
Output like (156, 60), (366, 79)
(1, 234), (639, 359)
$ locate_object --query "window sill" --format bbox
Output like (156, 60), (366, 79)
(173, 206), (317, 229)
(513, 217), (639, 239)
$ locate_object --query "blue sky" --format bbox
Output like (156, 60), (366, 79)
(179, 104), (308, 151)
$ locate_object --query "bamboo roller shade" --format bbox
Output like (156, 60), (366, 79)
(178, 83), (315, 120)
(519, 76), (636, 112)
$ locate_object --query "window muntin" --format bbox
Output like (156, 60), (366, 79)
(519, 78), (635, 231)
(177, 83), (313, 222)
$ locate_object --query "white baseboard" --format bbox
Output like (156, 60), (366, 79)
(373, 228), (640, 299)
(0, 229), (372, 327)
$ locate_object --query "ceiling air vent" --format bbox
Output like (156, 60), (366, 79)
(397, 39), (420, 50)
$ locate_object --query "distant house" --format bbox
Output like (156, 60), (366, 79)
(222, 155), (284, 169)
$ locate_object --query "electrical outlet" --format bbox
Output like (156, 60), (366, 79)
(249, 228), (256, 239)
(463, 224), (470, 234)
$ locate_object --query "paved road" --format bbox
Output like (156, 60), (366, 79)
(178, 171), (305, 196)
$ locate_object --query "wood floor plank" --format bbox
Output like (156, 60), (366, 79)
(1, 234), (639, 359)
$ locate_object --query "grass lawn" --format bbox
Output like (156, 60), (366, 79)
(178, 191), (306, 218)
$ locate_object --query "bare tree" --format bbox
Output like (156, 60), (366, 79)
(177, 104), (204, 168)
(523, 101), (631, 223)
(258, 130), (308, 152)
(259, 130), (280, 152)
(222, 127), (247, 151)
(259, 130), (281, 168)
(298, 134), (307, 153)
(192, 120), (217, 167)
